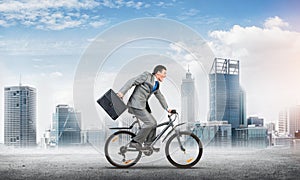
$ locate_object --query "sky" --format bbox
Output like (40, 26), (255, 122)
(1, 0), (300, 143)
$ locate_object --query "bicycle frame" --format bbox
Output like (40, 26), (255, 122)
(104, 112), (203, 168)
(109, 113), (186, 148)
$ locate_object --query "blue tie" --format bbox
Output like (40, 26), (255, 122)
(152, 81), (159, 92)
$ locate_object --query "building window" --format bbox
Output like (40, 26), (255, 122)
(224, 130), (228, 136)
(16, 103), (19, 107)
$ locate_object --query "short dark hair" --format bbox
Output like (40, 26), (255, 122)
(152, 65), (166, 75)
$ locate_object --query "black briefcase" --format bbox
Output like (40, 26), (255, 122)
(97, 89), (127, 120)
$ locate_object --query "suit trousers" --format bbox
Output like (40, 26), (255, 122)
(128, 107), (157, 144)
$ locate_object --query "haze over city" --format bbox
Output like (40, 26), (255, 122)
(1, 0), (300, 143)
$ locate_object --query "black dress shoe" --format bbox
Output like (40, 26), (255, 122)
(152, 147), (160, 152)
(144, 143), (160, 152)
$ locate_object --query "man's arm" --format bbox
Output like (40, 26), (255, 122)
(118, 72), (148, 98)
(154, 89), (168, 111)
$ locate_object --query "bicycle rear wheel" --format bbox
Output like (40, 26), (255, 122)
(165, 131), (203, 168)
(104, 131), (142, 168)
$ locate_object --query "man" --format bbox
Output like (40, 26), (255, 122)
(117, 65), (172, 150)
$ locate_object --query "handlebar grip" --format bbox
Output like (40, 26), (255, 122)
(170, 109), (177, 114)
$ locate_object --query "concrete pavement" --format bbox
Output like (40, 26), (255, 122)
(1, 145), (299, 180)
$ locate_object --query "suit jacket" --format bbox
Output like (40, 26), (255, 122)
(119, 71), (168, 112)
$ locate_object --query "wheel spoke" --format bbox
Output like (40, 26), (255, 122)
(105, 131), (142, 167)
(165, 131), (203, 168)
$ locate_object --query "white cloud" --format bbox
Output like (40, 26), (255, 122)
(90, 20), (109, 28)
(40, 18), (83, 30)
(0, 38), (88, 56)
(177, 8), (200, 21)
(144, 3), (151, 8)
(125, 1), (143, 9)
(264, 16), (289, 29)
(209, 16), (300, 123)
(156, 1), (165, 7)
(184, 9), (199, 16)
(0, 0), (108, 30)
(50, 72), (63, 78)
(169, 42), (184, 54)
(156, 13), (166, 18)
(0, 0), (159, 29)
(100, 0), (145, 9)
(155, 1), (173, 8)
(0, 19), (11, 27)
(0, 0), (99, 12)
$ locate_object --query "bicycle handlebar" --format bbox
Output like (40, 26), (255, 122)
(170, 109), (177, 114)
(168, 110), (178, 119)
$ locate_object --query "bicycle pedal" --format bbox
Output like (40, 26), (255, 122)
(153, 148), (160, 152)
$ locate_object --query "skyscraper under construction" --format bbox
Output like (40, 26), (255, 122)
(209, 58), (246, 129)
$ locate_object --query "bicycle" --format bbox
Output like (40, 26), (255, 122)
(104, 111), (203, 168)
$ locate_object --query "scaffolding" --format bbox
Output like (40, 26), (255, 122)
(210, 58), (239, 75)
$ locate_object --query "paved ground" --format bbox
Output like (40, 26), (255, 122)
(0, 145), (299, 180)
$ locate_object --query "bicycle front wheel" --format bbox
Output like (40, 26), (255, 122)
(165, 131), (203, 168)
(104, 131), (142, 168)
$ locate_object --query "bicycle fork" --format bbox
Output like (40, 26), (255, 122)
(175, 129), (186, 153)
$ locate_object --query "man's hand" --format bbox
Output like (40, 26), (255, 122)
(117, 92), (124, 99)
(168, 109), (177, 114)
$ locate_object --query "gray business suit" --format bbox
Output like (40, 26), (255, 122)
(119, 71), (168, 144)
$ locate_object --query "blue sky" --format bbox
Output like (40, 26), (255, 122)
(1, 0), (300, 36)
(1, 0), (300, 142)
(1, 0), (299, 75)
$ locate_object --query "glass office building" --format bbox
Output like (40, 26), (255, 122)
(209, 58), (246, 129)
(288, 105), (300, 138)
(51, 105), (81, 146)
(247, 116), (264, 127)
(193, 121), (232, 147)
(4, 86), (37, 147)
(234, 127), (268, 148)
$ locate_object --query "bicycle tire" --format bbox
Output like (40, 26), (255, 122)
(104, 130), (142, 168)
(165, 131), (203, 168)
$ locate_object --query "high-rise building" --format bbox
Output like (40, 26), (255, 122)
(288, 105), (300, 138)
(209, 58), (245, 129)
(266, 122), (276, 133)
(51, 105), (81, 146)
(240, 88), (247, 127)
(4, 86), (36, 147)
(278, 109), (288, 134)
(181, 68), (195, 129)
(247, 116), (264, 127)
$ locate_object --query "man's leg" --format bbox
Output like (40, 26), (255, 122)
(130, 108), (157, 144)
(145, 127), (156, 145)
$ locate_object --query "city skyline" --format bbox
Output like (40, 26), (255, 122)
(1, 0), (300, 143)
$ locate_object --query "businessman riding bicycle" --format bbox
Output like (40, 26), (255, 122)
(117, 65), (172, 151)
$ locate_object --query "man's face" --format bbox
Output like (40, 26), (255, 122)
(156, 69), (167, 82)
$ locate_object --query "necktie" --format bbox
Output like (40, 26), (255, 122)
(152, 81), (159, 92)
